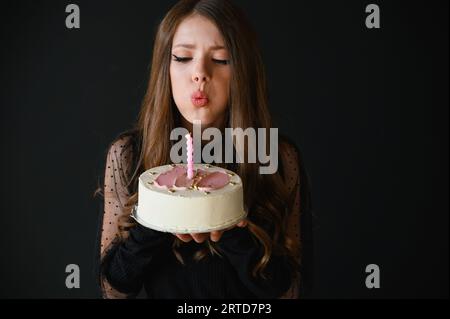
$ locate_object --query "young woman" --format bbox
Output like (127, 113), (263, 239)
(96, 0), (313, 299)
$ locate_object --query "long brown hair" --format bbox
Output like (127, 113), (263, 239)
(97, 0), (300, 280)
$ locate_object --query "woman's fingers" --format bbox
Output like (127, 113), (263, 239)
(173, 233), (209, 243)
(210, 230), (223, 242)
(174, 221), (248, 243)
(190, 232), (209, 243)
(174, 233), (192, 242)
(237, 219), (248, 227)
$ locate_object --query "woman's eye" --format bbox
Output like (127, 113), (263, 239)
(172, 54), (229, 65)
(172, 54), (192, 63)
(213, 59), (230, 65)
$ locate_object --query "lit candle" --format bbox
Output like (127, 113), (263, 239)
(186, 132), (194, 179)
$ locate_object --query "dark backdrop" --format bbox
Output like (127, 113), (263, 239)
(0, 0), (448, 298)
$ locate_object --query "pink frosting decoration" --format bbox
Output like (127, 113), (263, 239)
(153, 166), (231, 191)
(196, 169), (209, 177)
(173, 173), (194, 189)
(196, 171), (230, 191)
(154, 166), (186, 189)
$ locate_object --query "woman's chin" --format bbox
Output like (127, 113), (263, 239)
(188, 118), (214, 127)
(185, 113), (216, 127)
(179, 108), (225, 128)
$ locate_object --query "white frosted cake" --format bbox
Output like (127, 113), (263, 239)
(132, 164), (246, 234)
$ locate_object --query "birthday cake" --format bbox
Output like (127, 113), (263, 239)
(132, 163), (246, 234)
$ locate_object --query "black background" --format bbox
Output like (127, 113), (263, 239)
(0, 0), (448, 298)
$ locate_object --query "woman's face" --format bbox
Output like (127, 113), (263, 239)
(170, 14), (231, 128)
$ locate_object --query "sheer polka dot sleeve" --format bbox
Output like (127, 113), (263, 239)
(279, 142), (302, 299)
(99, 137), (135, 299)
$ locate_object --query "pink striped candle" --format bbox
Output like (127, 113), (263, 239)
(186, 132), (194, 179)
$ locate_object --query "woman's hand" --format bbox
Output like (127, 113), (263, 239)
(173, 219), (248, 243)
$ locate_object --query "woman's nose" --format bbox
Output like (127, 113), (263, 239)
(193, 74), (207, 83)
(192, 62), (210, 84)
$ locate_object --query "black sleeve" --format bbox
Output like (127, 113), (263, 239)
(100, 224), (171, 294)
(217, 225), (294, 299)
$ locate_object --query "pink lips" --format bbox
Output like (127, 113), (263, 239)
(191, 91), (209, 107)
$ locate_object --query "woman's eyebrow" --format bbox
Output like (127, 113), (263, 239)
(172, 43), (226, 51)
